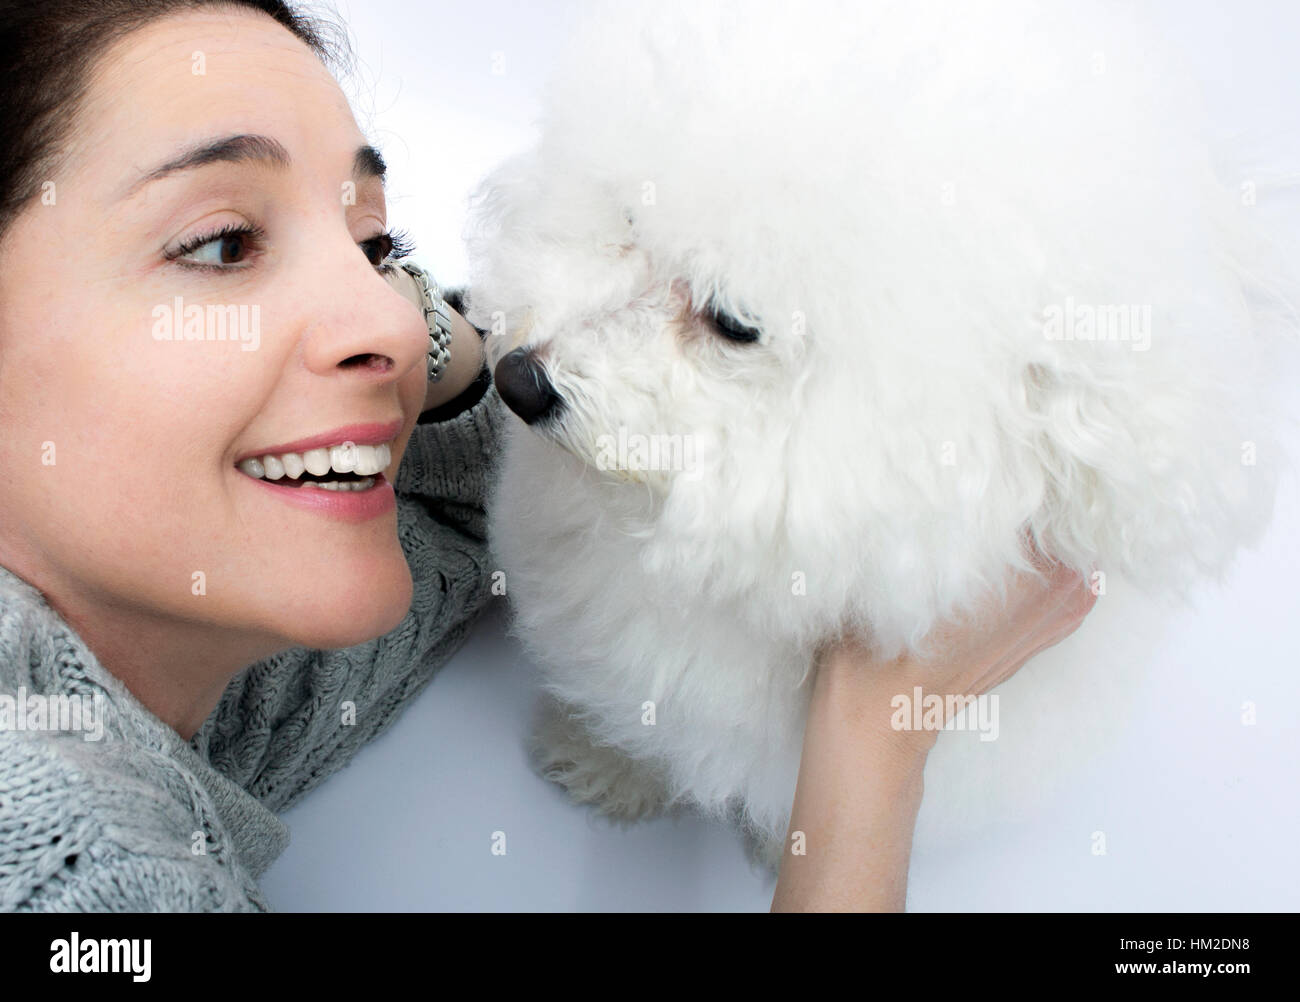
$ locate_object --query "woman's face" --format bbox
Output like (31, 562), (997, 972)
(0, 11), (430, 655)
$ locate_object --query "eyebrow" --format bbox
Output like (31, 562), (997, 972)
(119, 133), (387, 199)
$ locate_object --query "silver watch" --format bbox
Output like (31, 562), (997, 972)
(398, 260), (453, 383)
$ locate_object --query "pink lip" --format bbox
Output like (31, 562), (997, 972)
(235, 420), (405, 464)
(244, 473), (397, 523)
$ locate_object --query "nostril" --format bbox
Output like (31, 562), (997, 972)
(340, 353), (394, 373)
(494, 348), (562, 425)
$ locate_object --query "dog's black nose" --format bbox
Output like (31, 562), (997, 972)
(494, 348), (562, 425)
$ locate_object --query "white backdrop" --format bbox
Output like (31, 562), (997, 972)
(258, 0), (1300, 911)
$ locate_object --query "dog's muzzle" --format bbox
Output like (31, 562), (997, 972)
(494, 347), (564, 425)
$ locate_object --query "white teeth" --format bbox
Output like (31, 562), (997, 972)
(238, 441), (393, 484)
(302, 448), (331, 477)
(353, 444), (391, 476)
(330, 444), (357, 474)
(303, 478), (375, 492)
(281, 452), (306, 478)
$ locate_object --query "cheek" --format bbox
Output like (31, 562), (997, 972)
(6, 289), (224, 544)
(0, 307), (242, 563)
(387, 363), (428, 471)
(400, 360), (426, 415)
(3, 300), (153, 480)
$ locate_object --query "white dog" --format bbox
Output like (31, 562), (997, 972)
(465, 0), (1295, 868)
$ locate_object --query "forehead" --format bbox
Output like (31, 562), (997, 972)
(70, 10), (363, 189)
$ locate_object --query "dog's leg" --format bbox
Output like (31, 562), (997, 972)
(529, 694), (677, 822)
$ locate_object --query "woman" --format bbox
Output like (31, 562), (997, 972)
(0, 0), (1094, 912)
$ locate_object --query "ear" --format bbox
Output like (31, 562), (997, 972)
(1017, 356), (1276, 592)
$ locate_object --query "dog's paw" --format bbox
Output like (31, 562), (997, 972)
(529, 697), (673, 823)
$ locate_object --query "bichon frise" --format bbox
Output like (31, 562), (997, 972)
(465, 0), (1295, 868)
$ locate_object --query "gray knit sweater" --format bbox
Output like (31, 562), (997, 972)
(0, 376), (506, 911)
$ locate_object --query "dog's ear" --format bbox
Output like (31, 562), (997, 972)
(1016, 352), (1277, 593)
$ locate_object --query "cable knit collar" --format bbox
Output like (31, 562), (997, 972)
(0, 562), (289, 880)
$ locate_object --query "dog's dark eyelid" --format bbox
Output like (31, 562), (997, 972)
(707, 306), (762, 343)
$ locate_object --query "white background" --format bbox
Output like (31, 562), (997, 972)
(259, 0), (1300, 910)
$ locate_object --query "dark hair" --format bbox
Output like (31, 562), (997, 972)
(0, 0), (351, 240)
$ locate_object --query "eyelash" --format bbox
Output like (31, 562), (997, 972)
(372, 228), (415, 273)
(164, 224), (415, 273)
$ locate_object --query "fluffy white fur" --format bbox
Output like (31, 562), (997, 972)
(464, 0), (1296, 867)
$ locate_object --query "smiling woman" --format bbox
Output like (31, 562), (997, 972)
(0, 0), (500, 910)
(0, 0), (1111, 918)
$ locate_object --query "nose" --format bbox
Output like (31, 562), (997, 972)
(494, 348), (563, 424)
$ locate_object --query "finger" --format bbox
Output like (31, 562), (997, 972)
(972, 571), (1093, 691)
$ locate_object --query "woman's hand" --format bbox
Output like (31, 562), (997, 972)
(386, 264), (486, 412)
(770, 550), (1098, 912)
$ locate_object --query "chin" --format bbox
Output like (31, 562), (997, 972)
(278, 558), (413, 652)
(467, 0), (1297, 869)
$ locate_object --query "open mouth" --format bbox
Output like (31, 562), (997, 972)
(236, 442), (392, 492)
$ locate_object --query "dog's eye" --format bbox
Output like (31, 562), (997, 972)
(706, 306), (762, 344)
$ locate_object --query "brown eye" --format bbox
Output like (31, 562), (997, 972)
(168, 224), (265, 269)
(216, 234), (246, 264)
(362, 232), (392, 267)
(361, 228), (414, 270)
